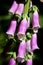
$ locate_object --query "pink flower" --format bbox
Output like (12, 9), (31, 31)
(31, 34), (39, 51)
(8, 58), (16, 65)
(17, 18), (28, 40)
(17, 40), (26, 63)
(26, 59), (32, 65)
(27, 17), (30, 28)
(32, 11), (40, 33)
(8, 1), (18, 14)
(15, 3), (24, 16)
(6, 20), (17, 38)
(26, 40), (32, 53)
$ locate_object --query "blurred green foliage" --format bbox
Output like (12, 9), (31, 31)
(40, 14), (43, 28)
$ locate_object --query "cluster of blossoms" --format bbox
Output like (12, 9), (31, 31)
(6, 0), (40, 65)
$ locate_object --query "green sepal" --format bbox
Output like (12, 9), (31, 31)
(26, 32), (32, 39)
(32, 5), (39, 12)
(24, 53), (33, 61)
(13, 52), (16, 60)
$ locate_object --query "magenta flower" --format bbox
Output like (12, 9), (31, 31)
(31, 34), (39, 51)
(6, 20), (17, 38)
(8, 58), (16, 65)
(27, 17), (30, 28)
(15, 3), (24, 16)
(17, 18), (28, 40)
(26, 59), (32, 65)
(8, 1), (18, 14)
(32, 11), (40, 33)
(26, 40), (32, 53)
(17, 40), (26, 63)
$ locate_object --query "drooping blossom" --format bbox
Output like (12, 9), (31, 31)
(31, 34), (39, 51)
(17, 40), (26, 63)
(32, 11), (40, 33)
(8, 1), (18, 14)
(17, 18), (28, 40)
(6, 20), (17, 38)
(26, 39), (32, 53)
(15, 3), (24, 16)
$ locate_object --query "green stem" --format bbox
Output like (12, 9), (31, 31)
(23, 0), (30, 18)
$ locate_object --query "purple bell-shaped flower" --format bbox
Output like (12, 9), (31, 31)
(6, 20), (17, 38)
(26, 40), (32, 53)
(17, 40), (26, 63)
(8, 58), (16, 65)
(15, 3), (24, 16)
(32, 11), (40, 33)
(17, 18), (28, 40)
(31, 34), (39, 51)
(8, 1), (18, 14)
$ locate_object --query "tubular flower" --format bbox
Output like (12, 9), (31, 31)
(17, 18), (28, 40)
(31, 34), (39, 51)
(26, 40), (32, 53)
(6, 20), (17, 38)
(8, 1), (18, 14)
(15, 3), (24, 16)
(32, 11), (40, 33)
(17, 40), (26, 63)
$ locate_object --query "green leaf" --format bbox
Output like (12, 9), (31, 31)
(7, 52), (13, 55)
(40, 14), (43, 28)
(0, 33), (8, 47)
(13, 52), (16, 59)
